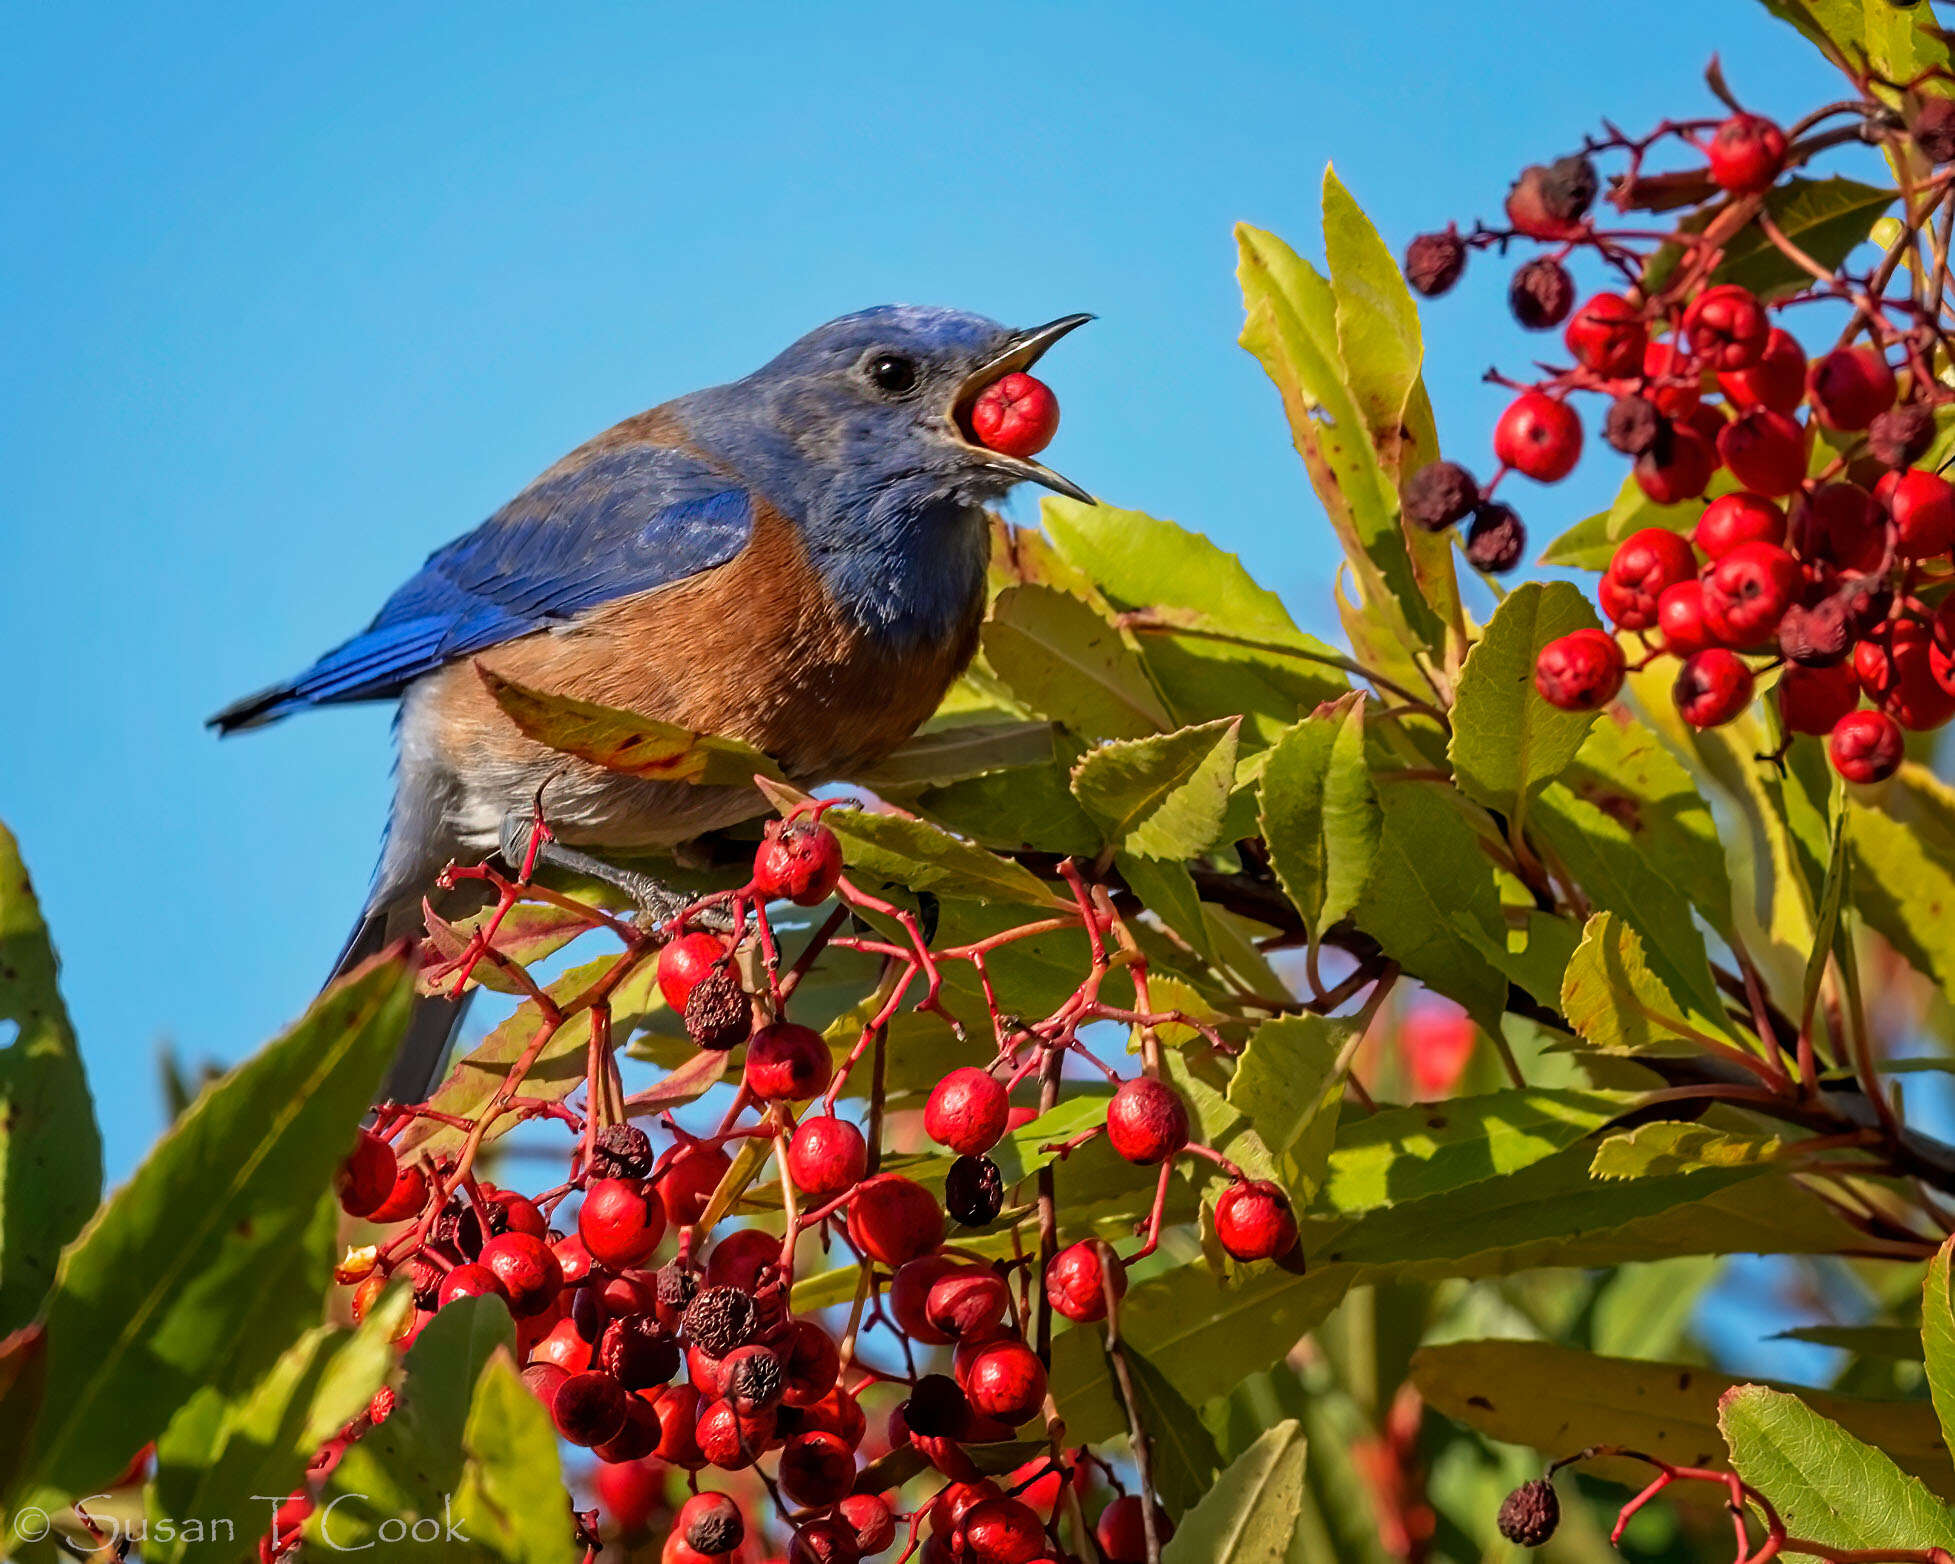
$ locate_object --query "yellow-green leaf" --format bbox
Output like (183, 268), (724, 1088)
(1070, 718), (1243, 860)
(981, 584), (1170, 740)
(1258, 696), (1379, 949)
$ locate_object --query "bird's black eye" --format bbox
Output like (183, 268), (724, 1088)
(866, 353), (917, 395)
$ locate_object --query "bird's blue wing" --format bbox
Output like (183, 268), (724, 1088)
(211, 441), (753, 731)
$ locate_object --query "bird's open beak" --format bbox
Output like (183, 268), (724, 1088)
(950, 313), (1095, 503)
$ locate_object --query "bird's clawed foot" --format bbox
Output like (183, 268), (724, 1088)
(496, 811), (725, 932)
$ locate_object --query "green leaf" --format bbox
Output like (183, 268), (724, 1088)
(1589, 1122), (1783, 1179)
(1258, 697), (1380, 951)
(1559, 913), (1720, 1056)
(1416, 1340), (1955, 1501)
(1162, 1050), (1279, 1192)
(1225, 1016), (1346, 1208)
(1754, 0), (1950, 86)
(982, 584), (1171, 740)
(0, 823), (101, 1335)
(148, 1295), (408, 1564)
(1449, 583), (1603, 827)
(15, 960), (412, 1507)
(1121, 1346), (1224, 1521)
(1645, 177), (1895, 304)
(1235, 223), (1437, 653)
(477, 666), (784, 784)
(1848, 763), (1955, 1002)
(1071, 719), (1242, 860)
(1924, 1237), (1955, 1457)
(855, 719), (1061, 789)
(1540, 468), (1737, 570)
(913, 754), (1104, 858)
(824, 807), (1069, 909)
(451, 1351), (578, 1563)
(1351, 778), (1507, 1030)
(1161, 1418), (1306, 1564)
(1802, 795), (1851, 1027)
(1776, 1324), (1926, 1362)
(1720, 1384), (1955, 1551)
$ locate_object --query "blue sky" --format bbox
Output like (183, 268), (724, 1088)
(1, 2), (1839, 1176)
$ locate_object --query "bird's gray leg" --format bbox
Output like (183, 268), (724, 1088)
(497, 813), (725, 930)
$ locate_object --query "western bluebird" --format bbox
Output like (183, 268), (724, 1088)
(211, 306), (1092, 1099)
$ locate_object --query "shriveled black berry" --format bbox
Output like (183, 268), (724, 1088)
(454, 1198), (508, 1258)
(1540, 154), (1598, 222)
(1497, 1478), (1560, 1547)
(686, 1495), (745, 1556)
(1404, 228), (1467, 297)
(1868, 403), (1935, 469)
(945, 1155), (1004, 1228)
(410, 1258), (443, 1311)
(656, 1262), (699, 1314)
(598, 1314), (681, 1390)
(1464, 503), (1527, 573)
(428, 1207), (465, 1256)
(1603, 394), (1667, 459)
(1402, 460), (1479, 532)
(591, 1124), (654, 1181)
(1778, 598), (1853, 666)
(1508, 258), (1574, 330)
(1913, 96), (1955, 165)
(684, 969), (752, 1052)
(724, 1347), (784, 1413)
(902, 1373), (970, 1439)
(683, 1284), (757, 1357)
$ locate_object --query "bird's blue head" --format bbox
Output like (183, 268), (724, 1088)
(678, 305), (1093, 643)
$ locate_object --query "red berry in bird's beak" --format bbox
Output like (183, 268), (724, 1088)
(970, 371), (1060, 459)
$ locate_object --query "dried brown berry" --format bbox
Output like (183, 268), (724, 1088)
(409, 1258), (443, 1311)
(1464, 503), (1527, 573)
(598, 1314), (681, 1391)
(1540, 154), (1599, 222)
(682, 1492), (745, 1556)
(1509, 257), (1575, 329)
(1603, 394), (1667, 459)
(1497, 1478), (1560, 1548)
(656, 1262), (699, 1314)
(900, 1372), (970, 1439)
(945, 1155), (1004, 1227)
(1403, 461), (1480, 532)
(1869, 404), (1936, 469)
(684, 1284), (758, 1358)
(1913, 96), (1955, 165)
(1777, 597), (1854, 667)
(1404, 227), (1467, 297)
(684, 969), (751, 1052)
(591, 1124), (654, 1181)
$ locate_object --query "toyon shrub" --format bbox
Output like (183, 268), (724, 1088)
(7, 11), (1955, 1564)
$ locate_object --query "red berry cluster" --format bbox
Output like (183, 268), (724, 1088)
(305, 809), (1293, 1562)
(1402, 83), (1955, 783)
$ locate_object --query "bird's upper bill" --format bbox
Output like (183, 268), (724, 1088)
(950, 314), (1094, 502)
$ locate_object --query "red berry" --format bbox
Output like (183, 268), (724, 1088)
(580, 1177), (667, 1269)
(1716, 409), (1808, 498)
(1533, 628), (1625, 711)
(478, 1231), (564, 1318)
(676, 1491), (745, 1557)
(1105, 1076), (1190, 1165)
(1808, 347), (1897, 432)
(1641, 338), (1700, 418)
(1855, 619), (1955, 730)
(554, 1370), (630, 1447)
(531, 1315), (594, 1373)
(846, 1173), (945, 1266)
(1599, 527), (1697, 630)
(662, 1531), (720, 1564)
(659, 1142), (732, 1228)
(840, 1494), (897, 1557)
(336, 1130), (398, 1218)
(1673, 648), (1756, 728)
(787, 1115), (867, 1202)
(1694, 492), (1786, 558)
(704, 1226), (779, 1292)
(366, 1162), (429, 1224)
(1791, 483), (1885, 572)
(924, 1067), (1010, 1156)
(753, 819), (846, 905)
(1097, 1496), (1175, 1564)
(592, 1393), (663, 1464)
(970, 371), (1061, 459)
(744, 1021), (833, 1102)
(651, 1382), (706, 1467)
(777, 1319), (844, 1409)
(593, 1456), (664, 1537)
(926, 1267), (1011, 1342)
(1215, 1179), (1299, 1261)
(779, 1430), (856, 1508)
(1656, 581), (1715, 656)
(695, 1396), (773, 1470)
(1044, 1240), (1126, 1323)
(1682, 284), (1770, 371)
(1400, 1004), (1478, 1097)
(790, 1517), (864, 1564)
(1777, 662), (1861, 736)
(958, 1338), (1047, 1426)
(1633, 422), (1718, 505)
(960, 1498), (1046, 1564)
(1493, 391), (1582, 483)
(1718, 327), (1806, 413)
(1706, 113), (1786, 194)
(1701, 541), (1800, 648)
(1829, 708), (1906, 783)
(438, 1262), (507, 1308)
(1564, 293), (1646, 377)
(657, 932), (726, 1012)
(1875, 467), (1955, 559)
